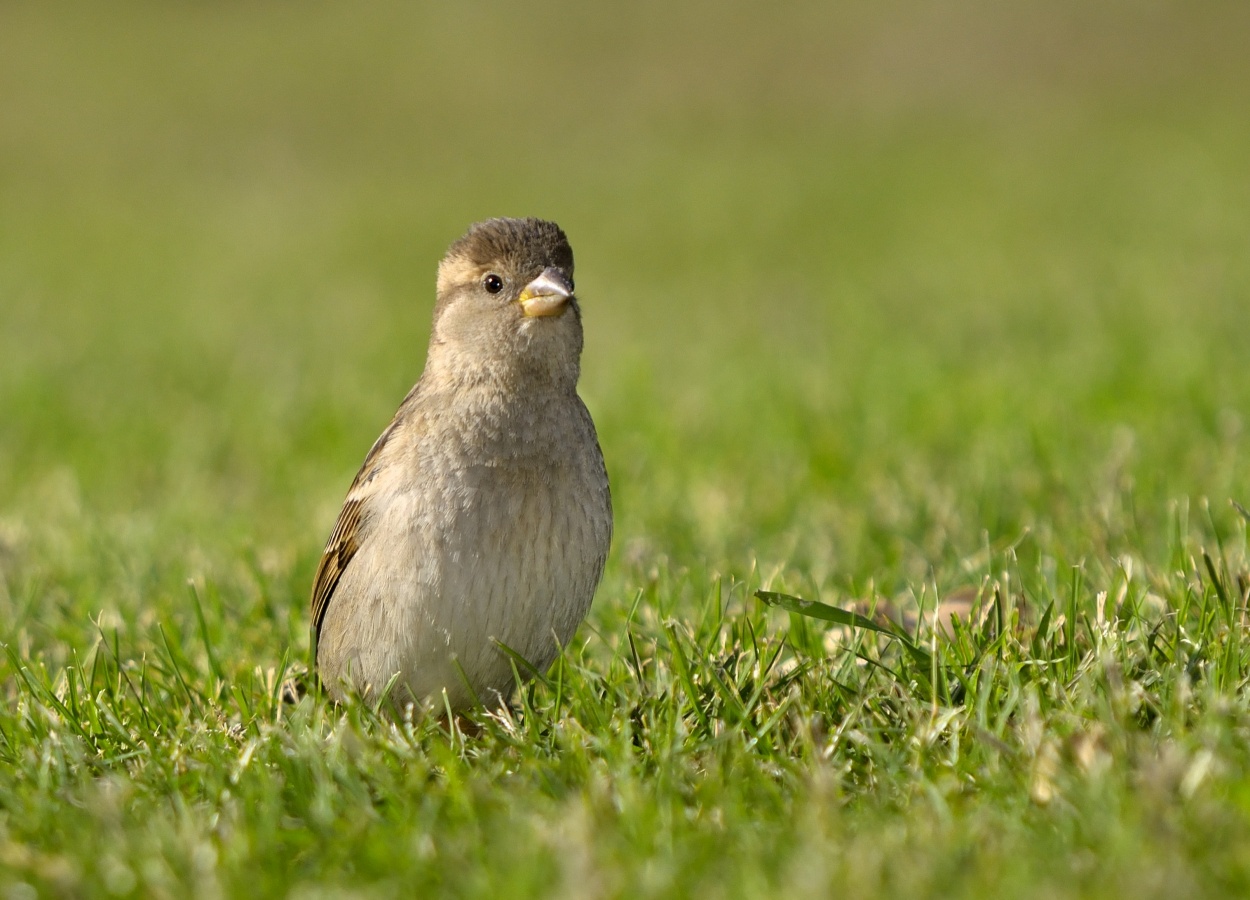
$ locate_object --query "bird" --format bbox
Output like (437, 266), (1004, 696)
(310, 217), (613, 712)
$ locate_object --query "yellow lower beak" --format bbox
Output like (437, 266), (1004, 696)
(518, 267), (574, 318)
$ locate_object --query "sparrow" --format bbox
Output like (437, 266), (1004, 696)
(310, 217), (612, 712)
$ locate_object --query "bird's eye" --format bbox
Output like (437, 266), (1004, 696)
(483, 274), (504, 294)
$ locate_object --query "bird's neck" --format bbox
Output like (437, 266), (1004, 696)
(416, 351), (586, 461)
(422, 342), (580, 399)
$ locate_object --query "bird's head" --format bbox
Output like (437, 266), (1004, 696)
(427, 217), (582, 389)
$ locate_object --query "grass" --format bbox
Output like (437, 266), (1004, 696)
(3, 1), (1250, 896)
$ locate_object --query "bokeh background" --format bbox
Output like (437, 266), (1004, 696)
(2, 0), (1249, 662)
(6, 3), (1250, 895)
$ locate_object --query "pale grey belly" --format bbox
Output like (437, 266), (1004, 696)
(317, 463), (609, 709)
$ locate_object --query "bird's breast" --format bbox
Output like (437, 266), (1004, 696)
(389, 393), (610, 695)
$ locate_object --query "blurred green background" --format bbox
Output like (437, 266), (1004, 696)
(2, 0), (1249, 668)
(5, 3), (1250, 896)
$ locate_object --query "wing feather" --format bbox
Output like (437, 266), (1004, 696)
(310, 410), (408, 642)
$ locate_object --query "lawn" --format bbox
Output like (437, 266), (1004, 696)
(3, 2), (1250, 896)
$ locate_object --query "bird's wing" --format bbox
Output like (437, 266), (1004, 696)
(310, 411), (407, 643)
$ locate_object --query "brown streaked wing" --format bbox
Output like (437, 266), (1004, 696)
(309, 412), (406, 641)
(310, 495), (365, 639)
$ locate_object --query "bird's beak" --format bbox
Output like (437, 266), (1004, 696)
(518, 267), (574, 318)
